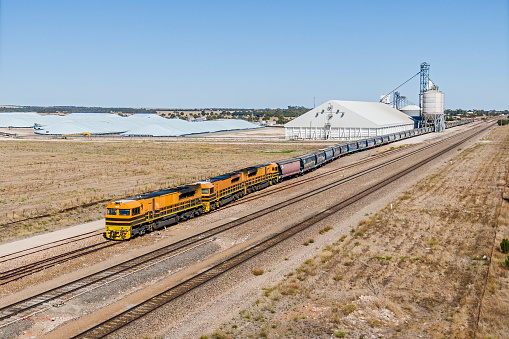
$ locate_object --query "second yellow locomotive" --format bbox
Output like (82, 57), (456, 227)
(105, 163), (279, 240)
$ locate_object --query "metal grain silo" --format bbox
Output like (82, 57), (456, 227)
(422, 89), (445, 132)
(423, 89), (444, 115)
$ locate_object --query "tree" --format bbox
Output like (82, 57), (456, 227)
(276, 115), (287, 125)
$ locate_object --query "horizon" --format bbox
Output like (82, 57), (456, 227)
(0, 1), (508, 110)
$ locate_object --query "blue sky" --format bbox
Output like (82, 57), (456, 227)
(0, 0), (507, 110)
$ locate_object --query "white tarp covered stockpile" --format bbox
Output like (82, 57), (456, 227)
(0, 113), (261, 136)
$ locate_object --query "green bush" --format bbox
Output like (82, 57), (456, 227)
(501, 238), (509, 254)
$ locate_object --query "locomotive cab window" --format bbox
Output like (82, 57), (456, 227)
(107, 208), (117, 215)
(132, 207), (141, 215)
(119, 209), (130, 216)
(201, 188), (209, 194)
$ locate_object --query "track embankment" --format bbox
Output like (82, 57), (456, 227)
(201, 124), (508, 338)
(39, 122), (496, 337)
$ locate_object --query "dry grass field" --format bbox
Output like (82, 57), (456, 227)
(0, 139), (331, 243)
(205, 125), (509, 338)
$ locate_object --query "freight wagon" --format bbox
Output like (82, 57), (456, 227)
(105, 124), (474, 240)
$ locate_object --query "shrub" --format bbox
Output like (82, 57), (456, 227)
(319, 226), (333, 234)
(501, 238), (509, 254)
(344, 304), (356, 314)
(334, 331), (345, 338)
(252, 269), (264, 276)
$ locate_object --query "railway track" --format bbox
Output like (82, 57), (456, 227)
(71, 122), (494, 339)
(0, 122), (491, 333)
(0, 132), (417, 281)
(0, 124), (480, 284)
(0, 240), (117, 286)
(231, 122), (483, 205)
(0, 230), (102, 264)
(0, 129), (434, 282)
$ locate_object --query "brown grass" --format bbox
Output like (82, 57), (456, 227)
(0, 139), (329, 243)
(203, 125), (509, 338)
(477, 171), (509, 338)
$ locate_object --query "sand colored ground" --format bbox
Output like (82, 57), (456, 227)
(205, 125), (509, 338)
(0, 137), (333, 242)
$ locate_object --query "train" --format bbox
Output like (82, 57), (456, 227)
(445, 119), (474, 129)
(105, 121), (473, 240)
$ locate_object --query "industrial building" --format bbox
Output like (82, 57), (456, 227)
(387, 62), (445, 132)
(284, 100), (414, 140)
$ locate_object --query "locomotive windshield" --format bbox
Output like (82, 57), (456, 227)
(107, 208), (117, 215)
(119, 209), (130, 216)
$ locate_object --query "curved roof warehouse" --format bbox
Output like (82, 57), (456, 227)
(284, 100), (415, 140)
(0, 113), (261, 137)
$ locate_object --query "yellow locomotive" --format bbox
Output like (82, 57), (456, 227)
(105, 163), (279, 240)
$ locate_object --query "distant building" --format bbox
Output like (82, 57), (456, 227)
(284, 100), (414, 140)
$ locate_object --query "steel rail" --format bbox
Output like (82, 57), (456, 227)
(231, 123), (483, 205)
(0, 230), (103, 263)
(0, 124), (476, 275)
(72, 122), (493, 339)
(0, 123), (491, 330)
(0, 241), (117, 285)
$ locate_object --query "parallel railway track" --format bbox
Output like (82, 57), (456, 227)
(0, 240), (117, 286)
(232, 122), (483, 205)
(0, 123), (490, 334)
(1, 123), (481, 270)
(71, 122), (494, 338)
(0, 230), (102, 264)
(0, 128), (436, 281)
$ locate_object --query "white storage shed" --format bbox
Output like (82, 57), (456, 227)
(284, 100), (415, 140)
